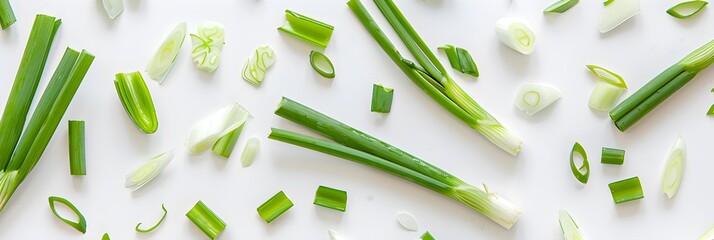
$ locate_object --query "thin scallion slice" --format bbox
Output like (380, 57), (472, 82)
(559, 210), (585, 240)
(570, 142), (590, 184)
(608, 176), (644, 204)
(514, 83), (561, 115)
(101, 0), (124, 19)
(496, 17), (536, 55)
(186, 200), (227, 240)
(48, 196), (87, 233)
(240, 137), (260, 168)
(146, 22), (187, 83)
(396, 212), (419, 231)
(0, 0), (16, 29)
(421, 231), (436, 240)
(114, 71), (158, 134)
(438, 45), (479, 78)
(125, 150), (174, 191)
(707, 104), (714, 115)
(102, 233), (110, 240)
(211, 125), (245, 159)
(186, 103), (250, 154)
(310, 51), (336, 78)
(544, 0), (580, 13)
(601, 147), (625, 165)
(314, 185), (347, 212)
(135, 204), (168, 233)
(190, 22), (225, 73)
(599, 0), (640, 33)
(371, 84), (394, 113)
(698, 225), (714, 240)
(68, 120), (86, 175)
(661, 135), (685, 199)
(587, 65), (628, 111)
(257, 191), (294, 223)
(667, 1), (708, 19)
(242, 45), (277, 86)
(278, 10), (334, 48)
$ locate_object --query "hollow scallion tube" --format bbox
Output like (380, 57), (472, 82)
(601, 147), (625, 165)
(570, 142), (590, 184)
(667, 1), (708, 19)
(68, 120), (86, 175)
(211, 124), (245, 159)
(49, 196), (87, 233)
(0, 0), (16, 29)
(114, 71), (158, 134)
(314, 185), (347, 212)
(186, 201), (226, 240)
(371, 84), (394, 113)
(257, 191), (294, 223)
(608, 176), (644, 204)
(310, 51), (336, 78)
(278, 10), (334, 48)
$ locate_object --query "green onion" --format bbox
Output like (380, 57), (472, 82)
(587, 65), (627, 111)
(211, 125), (245, 159)
(146, 22), (187, 83)
(608, 176), (644, 204)
(559, 210), (585, 240)
(438, 45), (479, 78)
(101, 0), (124, 19)
(269, 97), (521, 229)
(348, 0), (523, 156)
(661, 135), (685, 199)
(667, 1), (708, 19)
(102, 233), (110, 240)
(328, 229), (347, 240)
(496, 17), (536, 55)
(610, 39), (714, 131)
(544, 0), (580, 13)
(698, 225), (714, 240)
(599, 0), (640, 33)
(186, 200), (226, 240)
(604, 0), (615, 6)
(240, 137), (260, 168)
(514, 83), (561, 115)
(48, 196), (87, 233)
(421, 231), (436, 240)
(708, 104), (714, 115)
(278, 10), (334, 48)
(257, 191), (294, 223)
(68, 120), (86, 175)
(310, 51), (336, 78)
(190, 22), (225, 73)
(242, 45), (277, 86)
(569, 142), (590, 184)
(187, 103), (250, 154)
(601, 147), (625, 165)
(0, 0), (16, 29)
(396, 211), (419, 231)
(135, 204), (167, 233)
(114, 71), (159, 134)
(125, 150), (174, 191)
(314, 185), (347, 212)
(371, 84), (394, 113)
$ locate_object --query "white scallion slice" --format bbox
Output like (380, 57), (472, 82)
(146, 22), (187, 84)
(190, 22), (225, 73)
(328, 229), (348, 240)
(241, 137), (260, 168)
(514, 83), (561, 115)
(559, 210), (585, 240)
(102, 0), (124, 19)
(125, 150), (175, 191)
(495, 17), (536, 55)
(599, 0), (640, 33)
(396, 212), (419, 231)
(587, 65), (627, 111)
(242, 45), (277, 86)
(661, 135), (685, 199)
(186, 103), (250, 154)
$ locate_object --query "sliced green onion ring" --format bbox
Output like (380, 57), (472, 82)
(48, 196), (87, 233)
(544, 0), (580, 13)
(438, 45), (479, 78)
(661, 135), (685, 199)
(608, 176), (644, 204)
(559, 210), (585, 240)
(114, 71), (159, 134)
(314, 185), (347, 212)
(601, 147), (625, 165)
(278, 10), (335, 48)
(514, 83), (561, 115)
(146, 22), (187, 83)
(707, 104), (714, 115)
(698, 225), (714, 240)
(0, 0), (16, 29)
(186, 200), (227, 240)
(101, 0), (124, 19)
(240, 137), (260, 168)
(257, 191), (294, 223)
(599, 0), (640, 33)
(667, 1), (708, 19)
(186, 103), (250, 154)
(68, 120), (86, 175)
(569, 142), (590, 184)
(371, 84), (394, 113)
(587, 65), (627, 111)
(495, 17), (536, 55)
(135, 204), (168, 233)
(102, 233), (110, 240)
(310, 51), (335, 78)
(421, 231), (436, 240)
(125, 150), (174, 191)
(242, 45), (277, 86)
(190, 22), (225, 73)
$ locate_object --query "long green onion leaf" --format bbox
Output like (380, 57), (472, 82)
(371, 84), (394, 113)
(438, 45), (479, 78)
(601, 147), (625, 165)
(48, 196), (87, 233)
(125, 150), (174, 191)
(68, 120), (86, 175)
(599, 0), (640, 33)
(278, 10), (334, 48)
(242, 45), (277, 86)
(559, 210), (585, 240)
(396, 211), (419, 231)
(186, 103), (250, 154)
(514, 83), (561, 115)
(0, 0), (16, 29)
(698, 225), (714, 240)
(495, 17), (536, 55)
(661, 135), (685, 199)
(569, 142), (589, 184)
(314, 185), (347, 212)
(135, 204), (168, 233)
(114, 71), (158, 134)
(186, 200), (226, 240)
(587, 65), (627, 111)
(608, 176), (644, 204)
(240, 137), (260, 168)
(421, 231), (436, 240)
(190, 22), (225, 73)
(101, 0), (124, 19)
(211, 125), (245, 159)
(544, 0), (580, 13)
(310, 51), (336, 78)
(258, 191), (294, 223)
(667, 1), (708, 19)
(146, 22), (187, 83)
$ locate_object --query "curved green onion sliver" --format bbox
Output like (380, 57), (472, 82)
(146, 22), (187, 83)
(186, 201), (227, 240)
(102, 233), (110, 240)
(421, 231), (436, 240)
(707, 104), (714, 115)
(601, 147), (625, 165)
(569, 142), (590, 184)
(101, 0), (123, 19)
(310, 51), (335, 78)
(662, 135), (685, 199)
(544, 0), (580, 13)
(257, 191), (294, 223)
(240, 137), (260, 168)
(586, 65), (627, 88)
(667, 1), (708, 19)
(135, 204), (168, 233)
(698, 225), (714, 240)
(608, 176), (644, 204)
(187, 103), (250, 154)
(495, 17), (536, 55)
(314, 185), (348, 212)
(125, 150), (174, 191)
(114, 71), (159, 134)
(604, 0), (615, 6)
(438, 45), (479, 78)
(599, 0), (640, 33)
(559, 210), (585, 240)
(190, 22), (225, 73)
(242, 45), (277, 86)
(48, 196), (87, 233)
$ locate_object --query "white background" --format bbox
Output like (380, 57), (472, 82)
(0, 0), (713, 239)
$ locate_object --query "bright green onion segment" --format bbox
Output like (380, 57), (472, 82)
(661, 135), (685, 199)
(421, 231), (436, 240)
(559, 210), (585, 240)
(102, 233), (110, 240)
(698, 225), (714, 240)
(0, 0), (16, 29)
(608, 176), (644, 204)
(667, 1), (708, 19)
(68, 120), (86, 175)
(587, 65), (627, 111)
(242, 45), (277, 86)
(314, 185), (347, 212)
(135, 204), (168, 233)
(269, 97), (521, 229)
(438, 45), (479, 78)
(186, 103), (250, 154)
(371, 84), (394, 113)
(114, 71), (158, 134)
(310, 51), (336, 78)
(186, 200), (227, 240)
(708, 104), (714, 115)
(569, 142), (590, 184)
(190, 22), (225, 73)
(278, 10), (334, 48)
(101, 0), (124, 19)
(48, 196), (87, 233)
(514, 83), (561, 115)
(240, 137), (260, 168)
(495, 17), (536, 55)
(599, 0), (640, 33)
(348, 0), (523, 156)
(610, 39), (714, 131)
(258, 191), (294, 223)
(601, 147), (625, 165)
(125, 150), (174, 191)
(146, 22), (187, 83)
(211, 125), (245, 159)
(544, 0), (580, 13)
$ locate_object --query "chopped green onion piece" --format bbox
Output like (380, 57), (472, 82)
(438, 45), (479, 78)
(0, 0), (16, 29)
(135, 204), (167, 233)
(496, 17), (536, 55)
(328, 229), (348, 240)
(240, 137), (260, 168)
(396, 211), (419, 231)
(569, 142), (590, 184)
(68, 120), (86, 175)
(707, 104), (714, 115)
(608, 176), (644, 204)
(661, 135), (685, 199)
(421, 231), (436, 240)
(604, 0), (615, 6)
(257, 191), (294, 223)
(146, 22), (187, 83)
(587, 65), (627, 88)
(348, 0), (523, 156)
(190, 22), (225, 73)
(544, 0), (580, 13)
(610, 39), (714, 131)
(186, 103), (250, 154)
(114, 71), (159, 134)
(558, 210), (585, 240)
(589, 81), (626, 112)
(599, 0), (639, 33)
(698, 225), (714, 240)
(102, 233), (110, 240)
(48, 196), (87, 233)
(514, 83), (561, 115)
(667, 1), (708, 19)
(601, 147), (625, 165)
(314, 185), (347, 212)
(101, 0), (124, 19)
(211, 125), (245, 159)
(269, 97), (521, 229)
(371, 84), (394, 113)
(242, 45), (277, 86)
(186, 200), (227, 240)
(310, 51), (336, 78)
(125, 150), (174, 191)
(278, 10), (334, 48)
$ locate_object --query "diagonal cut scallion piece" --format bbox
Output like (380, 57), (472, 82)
(101, 0), (124, 19)
(187, 103), (250, 154)
(314, 185), (347, 212)
(0, 0), (16, 29)
(186, 200), (227, 240)
(114, 71), (159, 134)
(310, 51), (336, 78)
(587, 65), (627, 111)
(240, 137), (260, 168)
(371, 84), (394, 113)
(278, 10), (334, 48)
(514, 83), (561, 116)
(125, 150), (174, 191)
(667, 1), (708, 19)
(438, 45), (479, 78)
(48, 196), (87, 233)
(146, 22), (187, 83)
(569, 142), (589, 184)
(601, 147), (625, 165)
(544, 0), (580, 13)
(68, 120), (86, 175)
(661, 135), (685, 199)
(496, 17), (536, 55)
(211, 124), (245, 159)
(559, 210), (585, 240)
(102, 233), (110, 240)
(421, 231), (436, 240)
(257, 191), (294, 223)
(599, 0), (640, 33)
(136, 204), (168, 233)
(608, 176), (644, 204)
